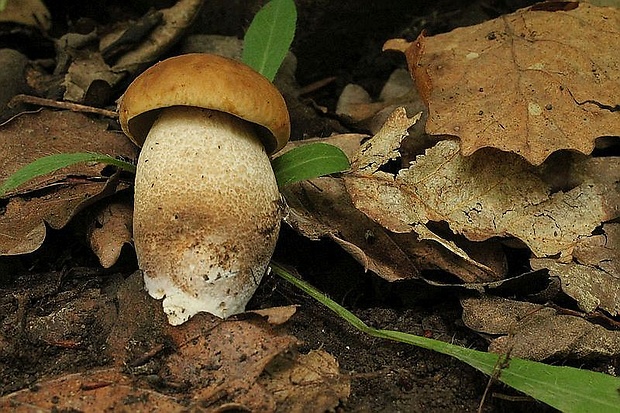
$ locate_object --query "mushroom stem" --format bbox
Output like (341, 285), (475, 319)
(134, 106), (282, 325)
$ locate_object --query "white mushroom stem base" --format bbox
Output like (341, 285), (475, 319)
(133, 106), (282, 325)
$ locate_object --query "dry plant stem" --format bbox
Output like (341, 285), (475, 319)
(9, 94), (118, 118)
(134, 106), (282, 325)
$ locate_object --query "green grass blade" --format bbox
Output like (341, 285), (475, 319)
(271, 262), (620, 413)
(0, 152), (136, 197)
(271, 142), (350, 187)
(242, 0), (297, 81)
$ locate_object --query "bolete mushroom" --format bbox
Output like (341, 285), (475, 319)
(118, 54), (290, 325)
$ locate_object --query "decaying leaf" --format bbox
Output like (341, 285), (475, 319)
(260, 349), (350, 413)
(344, 108), (620, 258)
(531, 223), (620, 316)
(461, 296), (620, 361)
(281, 132), (507, 283)
(0, 110), (137, 255)
(88, 199), (134, 268)
(388, 2), (620, 164)
(0, 369), (185, 412)
(63, 50), (122, 105)
(164, 316), (299, 412)
(101, 272), (345, 412)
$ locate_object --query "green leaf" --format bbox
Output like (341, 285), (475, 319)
(242, 0), (297, 81)
(0, 0), (9, 12)
(271, 262), (620, 413)
(271, 143), (350, 187)
(0, 153), (136, 197)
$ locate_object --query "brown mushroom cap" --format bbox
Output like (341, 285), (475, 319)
(117, 54), (290, 155)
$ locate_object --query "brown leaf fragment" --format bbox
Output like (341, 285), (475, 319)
(251, 305), (298, 325)
(345, 113), (620, 257)
(165, 315), (298, 412)
(397, 3), (620, 164)
(531, 223), (620, 315)
(350, 108), (421, 173)
(260, 349), (350, 413)
(63, 51), (121, 105)
(461, 296), (620, 360)
(0, 110), (137, 255)
(110, 0), (205, 73)
(0, 369), (185, 412)
(0, 182), (113, 255)
(88, 200), (134, 268)
(573, 223), (619, 275)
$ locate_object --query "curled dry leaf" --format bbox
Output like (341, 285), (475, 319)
(281, 132), (507, 283)
(0, 110), (137, 255)
(387, 2), (620, 164)
(344, 108), (620, 258)
(461, 296), (620, 361)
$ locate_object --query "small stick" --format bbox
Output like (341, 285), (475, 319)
(9, 94), (118, 118)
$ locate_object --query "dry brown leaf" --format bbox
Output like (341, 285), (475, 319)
(165, 315), (298, 412)
(531, 223), (620, 315)
(281, 132), (506, 283)
(106, 273), (339, 412)
(461, 296), (620, 360)
(251, 305), (299, 325)
(88, 200), (134, 268)
(389, 3), (620, 164)
(260, 349), (350, 413)
(0, 369), (185, 412)
(344, 108), (620, 258)
(0, 110), (137, 255)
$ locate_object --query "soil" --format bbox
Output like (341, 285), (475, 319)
(0, 0), (565, 411)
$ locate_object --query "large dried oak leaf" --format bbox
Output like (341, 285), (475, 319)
(344, 108), (620, 258)
(399, 2), (620, 164)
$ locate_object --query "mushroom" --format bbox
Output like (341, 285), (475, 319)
(117, 54), (290, 325)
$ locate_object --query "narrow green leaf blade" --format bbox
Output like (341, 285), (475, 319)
(271, 263), (620, 413)
(242, 0), (297, 81)
(271, 143), (350, 187)
(0, 153), (136, 197)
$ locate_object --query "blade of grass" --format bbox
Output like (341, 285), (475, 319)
(242, 0), (297, 81)
(271, 262), (620, 413)
(271, 143), (350, 187)
(0, 152), (136, 197)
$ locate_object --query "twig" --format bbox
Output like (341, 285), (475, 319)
(8, 94), (118, 118)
